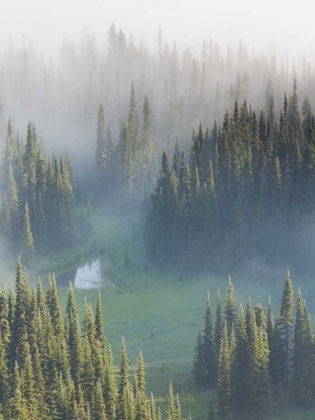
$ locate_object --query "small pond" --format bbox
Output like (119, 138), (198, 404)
(57, 259), (112, 289)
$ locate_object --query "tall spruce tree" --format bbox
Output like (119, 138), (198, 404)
(65, 282), (83, 389)
(203, 291), (216, 387)
(279, 270), (294, 392)
(217, 323), (231, 420)
(23, 202), (34, 254)
(224, 276), (237, 332)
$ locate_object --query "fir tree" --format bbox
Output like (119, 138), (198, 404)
(279, 270), (294, 392)
(65, 282), (83, 389)
(214, 289), (223, 358)
(103, 345), (117, 420)
(217, 323), (231, 420)
(23, 202), (34, 253)
(203, 291), (216, 387)
(224, 276), (236, 332)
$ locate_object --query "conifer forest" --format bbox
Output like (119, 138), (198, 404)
(1, 3), (315, 419)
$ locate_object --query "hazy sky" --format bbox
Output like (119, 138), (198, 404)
(1, 0), (315, 57)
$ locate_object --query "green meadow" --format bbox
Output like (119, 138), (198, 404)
(2, 204), (315, 419)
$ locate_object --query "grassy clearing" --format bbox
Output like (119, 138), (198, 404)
(3, 203), (315, 419)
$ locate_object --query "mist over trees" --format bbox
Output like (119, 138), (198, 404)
(1, 24), (315, 183)
(145, 81), (315, 273)
(0, 120), (89, 257)
(1, 19), (315, 420)
(2, 24), (315, 271)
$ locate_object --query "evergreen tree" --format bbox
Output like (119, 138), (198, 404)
(10, 259), (30, 373)
(167, 382), (175, 420)
(230, 305), (251, 420)
(215, 289), (223, 359)
(203, 291), (216, 387)
(119, 122), (135, 196)
(93, 380), (107, 420)
(136, 350), (145, 394)
(128, 83), (142, 188)
(217, 323), (231, 420)
(292, 287), (313, 406)
(23, 202), (34, 254)
(279, 270), (294, 392)
(103, 345), (117, 420)
(65, 282), (83, 389)
(95, 290), (106, 366)
(224, 276), (237, 332)
(142, 94), (158, 190)
(96, 103), (106, 191)
(0, 335), (9, 404)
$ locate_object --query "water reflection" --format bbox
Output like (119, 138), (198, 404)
(58, 259), (107, 289)
(74, 259), (102, 289)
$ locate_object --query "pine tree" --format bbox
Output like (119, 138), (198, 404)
(93, 379), (107, 420)
(230, 305), (251, 420)
(10, 259), (30, 373)
(7, 163), (19, 240)
(0, 334), (9, 404)
(83, 300), (96, 350)
(215, 289), (223, 359)
(217, 323), (231, 420)
(167, 382), (175, 420)
(173, 137), (181, 177)
(6, 363), (29, 420)
(292, 287), (313, 406)
(279, 270), (294, 392)
(253, 325), (271, 420)
(149, 393), (157, 420)
(96, 103), (106, 191)
(103, 345), (117, 420)
(118, 336), (129, 397)
(136, 350), (145, 394)
(65, 282), (83, 389)
(119, 122), (134, 196)
(22, 353), (37, 418)
(81, 337), (95, 404)
(203, 291), (216, 387)
(128, 83), (142, 188)
(23, 122), (37, 212)
(224, 276), (237, 332)
(142, 94), (158, 190)
(95, 290), (106, 362)
(23, 202), (35, 254)
(46, 274), (67, 376)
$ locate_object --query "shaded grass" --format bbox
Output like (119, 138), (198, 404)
(271, 411), (315, 420)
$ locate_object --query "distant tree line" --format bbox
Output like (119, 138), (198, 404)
(0, 259), (187, 420)
(194, 273), (315, 419)
(94, 84), (158, 202)
(0, 120), (89, 256)
(145, 81), (315, 273)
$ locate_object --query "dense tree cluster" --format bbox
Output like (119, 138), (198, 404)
(0, 259), (186, 420)
(0, 120), (87, 255)
(95, 85), (158, 202)
(145, 82), (315, 272)
(193, 273), (315, 419)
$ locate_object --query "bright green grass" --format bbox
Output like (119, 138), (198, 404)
(3, 203), (315, 419)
